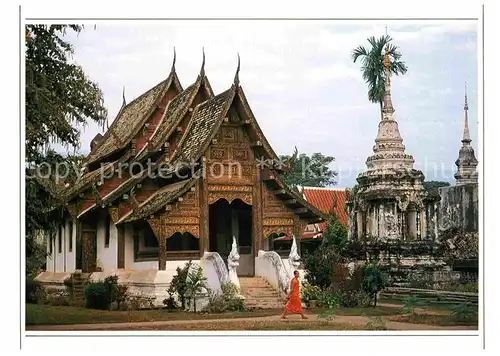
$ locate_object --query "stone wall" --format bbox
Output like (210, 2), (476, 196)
(438, 183), (478, 233)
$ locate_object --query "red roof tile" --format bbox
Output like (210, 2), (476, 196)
(300, 187), (349, 229)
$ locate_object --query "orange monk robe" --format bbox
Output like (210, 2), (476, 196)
(285, 277), (304, 313)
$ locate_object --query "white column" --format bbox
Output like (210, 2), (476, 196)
(356, 211), (363, 238)
(379, 204), (385, 238)
(420, 210), (426, 238)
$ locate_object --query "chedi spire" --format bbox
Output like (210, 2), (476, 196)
(454, 83), (478, 185)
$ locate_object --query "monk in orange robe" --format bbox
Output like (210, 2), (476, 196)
(281, 270), (308, 319)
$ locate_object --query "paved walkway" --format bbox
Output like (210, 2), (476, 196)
(26, 313), (477, 332)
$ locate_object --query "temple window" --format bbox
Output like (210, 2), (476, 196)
(49, 235), (53, 255)
(104, 215), (110, 248)
(133, 221), (159, 261)
(68, 221), (73, 252)
(166, 232), (200, 260)
(58, 224), (62, 253)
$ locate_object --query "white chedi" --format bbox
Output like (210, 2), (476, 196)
(227, 236), (240, 291)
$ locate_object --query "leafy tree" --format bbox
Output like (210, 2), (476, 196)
(25, 25), (106, 264)
(280, 152), (337, 188)
(361, 262), (388, 307)
(423, 180), (450, 196)
(25, 25), (107, 164)
(351, 35), (408, 119)
(322, 213), (349, 255)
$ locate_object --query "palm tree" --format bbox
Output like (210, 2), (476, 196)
(351, 35), (408, 119)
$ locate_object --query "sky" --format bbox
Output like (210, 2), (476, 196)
(59, 20), (478, 188)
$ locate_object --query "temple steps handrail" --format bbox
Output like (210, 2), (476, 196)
(255, 250), (291, 298)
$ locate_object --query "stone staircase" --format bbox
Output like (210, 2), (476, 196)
(69, 271), (91, 305)
(239, 277), (285, 309)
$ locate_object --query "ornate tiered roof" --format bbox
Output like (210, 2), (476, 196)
(61, 52), (326, 225)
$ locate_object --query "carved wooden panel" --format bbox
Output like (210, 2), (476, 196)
(147, 216), (164, 239)
(165, 216), (199, 225)
(208, 191), (252, 205)
(263, 218), (294, 226)
(165, 224), (200, 239)
(66, 203), (78, 218)
(210, 147), (228, 160)
(208, 184), (252, 192)
(108, 206), (121, 225)
(166, 184), (200, 218)
(233, 148), (248, 160)
(262, 184), (294, 217)
(263, 226), (293, 239)
(221, 127), (237, 142)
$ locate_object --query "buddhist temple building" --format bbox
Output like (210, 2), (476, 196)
(347, 45), (440, 242)
(454, 85), (478, 185)
(41, 50), (328, 278)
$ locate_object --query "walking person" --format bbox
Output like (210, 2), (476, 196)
(281, 270), (308, 319)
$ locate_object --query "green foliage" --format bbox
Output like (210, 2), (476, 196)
(361, 262), (388, 307)
(25, 25), (107, 164)
(26, 277), (42, 304)
(303, 246), (342, 289)
(84, 275), (127, 310)
(351, 35), (408, 117)
(205, 283), (245, 313)
(317, 291), (341, 309)
(339, 290), (372, 308)
(185, 263), (208, 312)
(301, 283), (322, 301)
(84, 283), (109, 310)
(280, 152), (337, 188)
(322, 213), (348, 255)
(449, 302), (477, 322)
(168, 261), (192, 309)
(423, 180), (450, 196)
(163, 293), (178, 310)
(401, 295), (419, 314)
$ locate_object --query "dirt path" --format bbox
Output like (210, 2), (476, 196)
(26, 313), (476, 331)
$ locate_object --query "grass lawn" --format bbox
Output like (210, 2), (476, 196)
(26, 304), (408, 326)
(388, 313), (478, 327)
(378, 297), (464, 311)
(26, 304), (278, 325)
(78, 320), (382, 331)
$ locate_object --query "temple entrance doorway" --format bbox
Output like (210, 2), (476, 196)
(209, 198), (254, 276)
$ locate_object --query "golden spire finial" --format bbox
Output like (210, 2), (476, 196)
(383, 44), (391, 70)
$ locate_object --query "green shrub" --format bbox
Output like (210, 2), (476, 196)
(84, 283), (110, 310)
(303, 246), (342, 289)
(339, 290), (372, 308)
(168, 261), (192, 309)
(449, 302), (477, 322)
(362, 262), (388, 307)
(317, 291), (341, 309)
(163, 293), (178, 310)
(185, 263), (208, 312)
(26, 277), (42, 304)
(301, 283), (322, 302)
(205, 283), (245, 313)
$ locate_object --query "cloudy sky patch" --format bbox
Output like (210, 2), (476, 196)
(58, 20), (478, 188)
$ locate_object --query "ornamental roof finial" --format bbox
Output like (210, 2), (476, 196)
(171, 46), (176, 72)
(200, 47), (205, 77)
(122, 86), (126, 107)
(234, 52), (240, 86)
